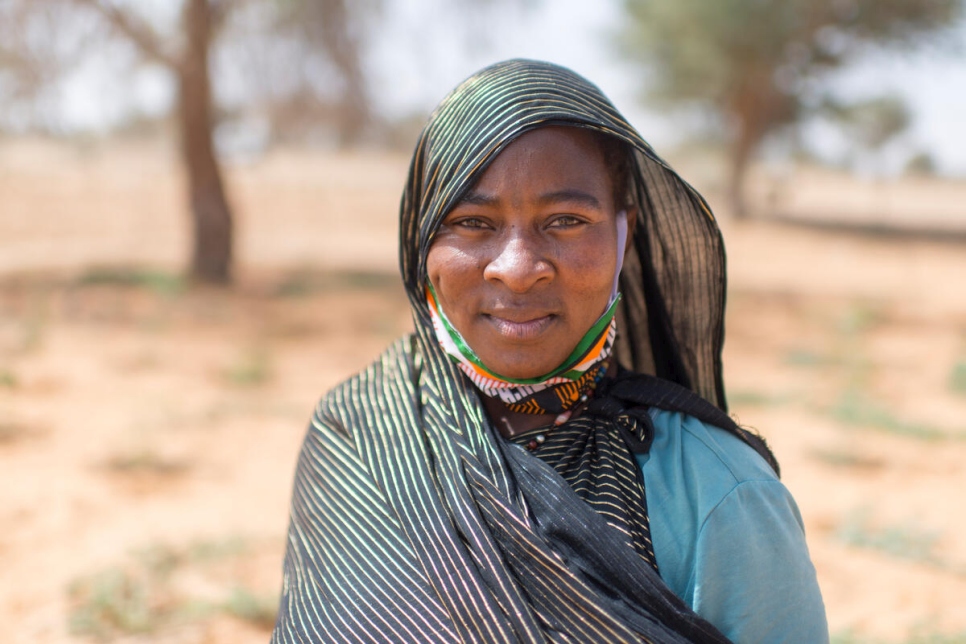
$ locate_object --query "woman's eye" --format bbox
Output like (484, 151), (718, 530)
(454, 217), (488, 229)
(548, 215), (584, 228)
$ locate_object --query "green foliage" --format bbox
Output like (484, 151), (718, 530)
(823, 94), (913, 171)
(618, 0), (961, 108)
(75, 267), (185, 297)
(68, 538), (277, 639)
(68, 566), (181, 639)
(273, 268), (401, 297)
(727, 390), (794, 407)
(188, 536), (249, 562)
(837, 510), (942, 565)
(223, 587), (279, 629)
(784, 348), (833, 367)
(835, 303), (885, 336)
(100, 450), (192, 476)
(830, 389), (951, 441)
(825, 95), (911, 151)
(832, 629), (966, 644)
(19, 291), (49, 353)
(809, 447), (883, 470)
(817, 303), (966, 441)
(836, 509), (966, 580)
(904, 151), (938, 176)
(616, 0), (962, 212)
(949, 359), (966, 395)
(222, 344), (273, 386)
(0, 369), (17, 388)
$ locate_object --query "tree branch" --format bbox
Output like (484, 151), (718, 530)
(71, 0), (179, 68)
(208, 0), (236, 35)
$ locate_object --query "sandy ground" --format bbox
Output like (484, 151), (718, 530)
(1, 138), (965, 643)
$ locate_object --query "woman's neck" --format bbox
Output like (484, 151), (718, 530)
(482, 395), (555, 438)
(481, 360), (620, 438)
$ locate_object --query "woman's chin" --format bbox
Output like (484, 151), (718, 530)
(481, 355), (561, 381)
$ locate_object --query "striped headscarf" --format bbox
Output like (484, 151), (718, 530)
(272, 60), (749, 643)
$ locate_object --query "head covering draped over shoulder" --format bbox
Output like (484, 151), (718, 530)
(402, 58), (729, 409)
(271, 60), (750, 644)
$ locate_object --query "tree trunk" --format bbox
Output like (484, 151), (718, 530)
(317, 0), (369, 146)
(178, 0), (232, 284)
(727, 119), (757, 220)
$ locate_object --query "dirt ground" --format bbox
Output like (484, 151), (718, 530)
(1, 138), (965, 643)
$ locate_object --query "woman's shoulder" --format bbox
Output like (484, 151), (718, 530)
(646, 407), (779, 488)
(640, 408), (827, 642)
(319, 335), (419, 401)
(308, 335), (420, 435)
(606, 370), (780, 475)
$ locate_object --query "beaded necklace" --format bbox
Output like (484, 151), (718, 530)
(519, 358), (610, 451)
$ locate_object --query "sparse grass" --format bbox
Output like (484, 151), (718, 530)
(949, 360), (966, 396)
(19, 293), (49, 353)
(831, 630), (861, 644)
(132, 543), (183, 577)
(809, 447), (884, 470)
(187, 535), (249, 562)
(830, 389), (952, 441)
(836, 510), (964, 576)
(75, 267), (185, 297)
(0, 368), (17, 388)
(836, 304), (885, 337)
(100, 450), (192, 477)
(68, 566), (184, 639)
(223, 586), (278, 629)
(727, 390), (794, 407)
(67, 537), (277, 639)
(784, 349), (833, 367)
(811, 303), (966, 441)
(832, 627), (966, 644)
(222, 344), (273, 386)
(273, 268), (400, 298)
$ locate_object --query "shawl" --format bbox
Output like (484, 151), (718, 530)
(272, 59), (777, 644)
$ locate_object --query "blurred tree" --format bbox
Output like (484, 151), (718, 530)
(21, 0), (383, 283)
(0, 2), (83, 129)
(0, 4), (45, 109)
(904, 151), (937, 176)
(270, 0), (377, 146)
(617, 0), (963, 217)
(13, 0), (380, 283)
(824, 94), (911, 173)
(242, 0), (531, 146)
(66, 0), (234, 283)
(7, 0), (528, 281)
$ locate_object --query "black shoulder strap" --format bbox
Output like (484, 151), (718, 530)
(600, 371), (781, 477)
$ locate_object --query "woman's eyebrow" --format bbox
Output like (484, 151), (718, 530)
(537, 189), (602, 209)
(457, 189), (602, 209)
(457, 191), (499, 207)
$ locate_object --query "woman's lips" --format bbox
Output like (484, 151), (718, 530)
(484, 314), (555, 341)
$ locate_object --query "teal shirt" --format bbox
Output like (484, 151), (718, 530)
(638, 409), (829, 643)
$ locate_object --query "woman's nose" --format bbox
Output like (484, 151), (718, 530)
(483, 230), (553, 292)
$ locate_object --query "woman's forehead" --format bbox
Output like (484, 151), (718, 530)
(464, 127), (607, 184)
(443, 126), (625, 216)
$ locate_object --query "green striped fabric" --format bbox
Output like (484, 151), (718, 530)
(272, 60), (737, 643)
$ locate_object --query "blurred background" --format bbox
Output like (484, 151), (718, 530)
(1, 0), (965, 642)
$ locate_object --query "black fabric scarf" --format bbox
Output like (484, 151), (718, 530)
(507, 369), (778, 582)
(271, 60), (778, 643)
(507, 376), (663, 571)
(273, 339), (738, 643)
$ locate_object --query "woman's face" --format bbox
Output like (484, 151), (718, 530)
(427, 126), (632, 380)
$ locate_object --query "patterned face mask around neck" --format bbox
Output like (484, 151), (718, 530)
(426, 211), (628, 415)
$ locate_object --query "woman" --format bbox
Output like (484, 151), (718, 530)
(272, 60), (828, 643)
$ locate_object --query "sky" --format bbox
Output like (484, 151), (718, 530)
(51, 0), (966, 176)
